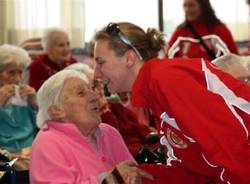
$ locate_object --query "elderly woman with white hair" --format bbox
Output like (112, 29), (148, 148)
(65, 63), (157, 159)
(213, 53), (250, 85)
(29, 69), (153, 184)
(28, 27), (77, 91)
(0, 44), (38, 162)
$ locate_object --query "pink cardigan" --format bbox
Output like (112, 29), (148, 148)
(30, 121), (134, 183)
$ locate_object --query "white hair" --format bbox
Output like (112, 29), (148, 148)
(213, 54), (250, 78)
(42, 27), (70, 51)
(65, 63), (94, 80)
(0, 44), (31, 71)
(36, 69), (88, 128)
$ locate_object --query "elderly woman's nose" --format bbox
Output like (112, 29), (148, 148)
(12, 72), (22, 84)
(87, 89), (98, 100)
(64, 44), (71, 52)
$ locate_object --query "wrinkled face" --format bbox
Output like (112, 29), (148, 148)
(59, 77), (101, 131)
(92, 79), (105, 98)
(94, 39), (130, 94)
(0, 63), (23, 86)
(47, 32), (71, 64)
(183, 0), (202, 22)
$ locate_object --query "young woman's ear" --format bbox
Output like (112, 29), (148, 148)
(126, 50), (137, 68)
(47, 105), (65, 121)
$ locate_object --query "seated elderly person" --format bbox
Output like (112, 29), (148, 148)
(28, 28), (77, 91)
(29, 69), (153, 183)
(0, 44), (38, 169)
(63, 64), (197, 183)
(65, 63), (156, 158)
(213, 53), (250, 85)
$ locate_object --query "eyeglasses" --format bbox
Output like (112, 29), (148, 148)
(105, 23), (143, 60)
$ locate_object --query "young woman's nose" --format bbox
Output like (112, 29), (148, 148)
(94, 67), (103, 79)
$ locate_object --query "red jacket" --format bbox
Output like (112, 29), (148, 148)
(168, 21), (238, 61)
(101, 102), (151, 157)
(28, 54), (77, 91)
(132, 58), (250, 183)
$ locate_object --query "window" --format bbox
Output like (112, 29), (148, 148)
(84, 0), (158, 42)
(1, 0), (85, 48)
(18, 0), (60, 29)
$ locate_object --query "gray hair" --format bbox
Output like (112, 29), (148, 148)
(65, 63), (94, 80)
(36, 69), (88, 128)
(42, 27), (70, 51)
(213, 54), (250, 78)
(0, 44), (31, 71)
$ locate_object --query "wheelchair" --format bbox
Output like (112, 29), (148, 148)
(0, 154), (29, 184)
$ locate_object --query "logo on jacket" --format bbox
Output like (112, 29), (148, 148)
(166, 128), (188, 149)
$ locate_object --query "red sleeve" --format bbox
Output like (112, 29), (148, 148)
(102, 102), (152, 157)
(123, 105), (151, 138)
(168, 28), (182, 47)
(101, 110), (120, 129)
(215, 24), (239, 54)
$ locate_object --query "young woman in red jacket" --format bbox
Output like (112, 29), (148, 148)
(93, 21), (250, 184)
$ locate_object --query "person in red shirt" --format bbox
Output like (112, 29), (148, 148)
(118, 92), (154, 127)
(28, 28), (77, 91)
(168, 0), (238, 61)
(100, 100), (153, 157)
(93, 22), (250, 183)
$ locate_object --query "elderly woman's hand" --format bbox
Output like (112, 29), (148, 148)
(19, 84), (36, 97)
(20, 84), (38, 110)
(0, 84), (15, 105)
(116, 161), (154, 184)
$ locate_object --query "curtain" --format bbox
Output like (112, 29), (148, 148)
(0, 0), (85, 48)
(61, 0), (85, 48)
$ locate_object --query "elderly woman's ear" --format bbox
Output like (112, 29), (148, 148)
(47, 105), (65, 121)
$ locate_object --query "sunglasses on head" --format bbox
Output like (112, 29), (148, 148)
(105, 23), (143, 60)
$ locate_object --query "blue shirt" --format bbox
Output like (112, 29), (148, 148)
(0, 103), (37, 152)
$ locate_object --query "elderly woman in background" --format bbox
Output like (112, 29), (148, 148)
(30, 69), (153, 183)
(0, 44), (38, 168)
(28, 28), (77, 91)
